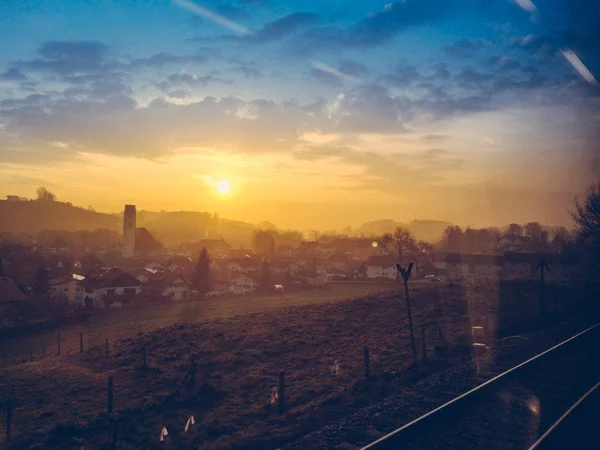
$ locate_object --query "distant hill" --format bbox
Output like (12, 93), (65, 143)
(356, 219), (452, 242)
(137, 211), (256, 248)
(0, 200), (119, 234)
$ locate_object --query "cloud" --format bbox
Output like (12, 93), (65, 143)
(156, 71), (231, 95)
(127, 52), (207, 68)
(248, 12), (317, 43)
(485, 55), (520, 71)
(338, 60), (368, 77)
(18, 41), (109, 75)
(310, 61), (359, 85)
(346, 0), (454, 48)
(430, 63), (451, 80)
(455, 66), (494, 86)
(443, 38), (488, 58)
(0, 68), (28, 82)
(382, 61), (421, 87)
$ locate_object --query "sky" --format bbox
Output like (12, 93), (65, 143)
(0, 0), (599, 231)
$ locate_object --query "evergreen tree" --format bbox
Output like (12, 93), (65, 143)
(259, 257), (272, 293)
(192, 248), (211, 298)
(33, 263), (51, 300)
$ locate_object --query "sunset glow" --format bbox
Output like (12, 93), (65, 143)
(216, 180), (231, 196)
(0, 0), (598, 230)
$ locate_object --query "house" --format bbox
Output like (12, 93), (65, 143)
(79, 268), (142, 308)
(303, 273), (328, 286)
(432, 253), (448, 272)
(347, 260), (366, 279)
(327, 254), (351, 271)
(227, 257), (259, 274)
(129, 267), (157, 284)
(50, 273), (86, 306)
(229, 275), (257, 295)
(0, 279), (28, 328)
(144, 273), (192, 300)
(365, 255), (398, 280)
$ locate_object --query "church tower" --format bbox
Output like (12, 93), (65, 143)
(123, 205), (136, 257)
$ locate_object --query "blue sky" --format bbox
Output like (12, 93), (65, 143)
(0, 0), (599, 229)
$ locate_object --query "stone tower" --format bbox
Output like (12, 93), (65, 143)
(123, 205), (136, 257)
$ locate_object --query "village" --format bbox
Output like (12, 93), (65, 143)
(25, 204), (580, 313)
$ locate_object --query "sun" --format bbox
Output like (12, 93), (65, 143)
(216, 179), (231, 195)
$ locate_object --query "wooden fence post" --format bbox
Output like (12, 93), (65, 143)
(111, 419), (119, 450)
(57, 333), (61, 355)
(363, 346), (370, 380)
(105, 338), (109, 358)
(107, 376), (114, 414)
(79, 332), (83, 354)
(278, 371), (285, 413)
(5, 405), (11, 442)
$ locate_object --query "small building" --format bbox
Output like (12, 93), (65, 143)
(229, 275), (257, 295)
(80, 268), (142, 308)
(50, 273), (86, 306)
(365, 255), (397, 280)
(0, 279), (29, 327)
(144, 273), (192, 300)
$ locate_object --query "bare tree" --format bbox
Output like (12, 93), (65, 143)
(572, 183), (600, 279)
(378, 227), (417, 262)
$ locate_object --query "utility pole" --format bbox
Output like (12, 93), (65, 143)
(396, 263), (417, 365)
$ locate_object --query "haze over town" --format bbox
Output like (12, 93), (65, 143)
(1, 1), (599, 230)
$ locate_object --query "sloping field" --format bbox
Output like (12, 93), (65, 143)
(0, 282), (590, 449)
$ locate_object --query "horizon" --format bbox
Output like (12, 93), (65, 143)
(1, 1), (599, 231)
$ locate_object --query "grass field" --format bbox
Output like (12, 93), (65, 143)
(0, 282), (396, 368)
(0, 281), (592, 449)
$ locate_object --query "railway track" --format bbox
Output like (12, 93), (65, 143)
(359, 323), (600, 450)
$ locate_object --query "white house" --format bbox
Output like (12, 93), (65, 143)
(144, 273), (192, 300)
(229, 275), (257, 295)
(365, 255), (397, 280)
(80, 269), (142, 308)
(50, 273), (86, 306)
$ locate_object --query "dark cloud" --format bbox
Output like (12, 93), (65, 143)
(430, 63), (451, 80)
(309, 68), (342, 87)
(346, 0), (454, 48)
(0, 68), (28, 82)
(383, 62), (421, 87)
(156, 72), (231, 94)
(127, 52), (206, 68)
(485, 55), (520, 71)
(18, 41), (109, 75)
(443, 38), (488, 58)
(338, 60), (368, 77)
(455, 66), (494, 86)
(247, 12), (318, 43)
